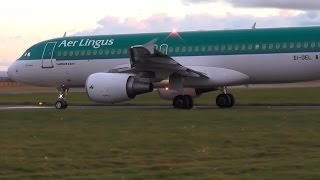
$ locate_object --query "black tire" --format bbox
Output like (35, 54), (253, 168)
(55, 100), (67, 109)
(173, 95), (193, 109)
(184, 95), (194, 109)
(173, 95), (185, 109)
(62, 102), (68, 109)
(226, 94), (235, 107)
(216, 94), (230, 108)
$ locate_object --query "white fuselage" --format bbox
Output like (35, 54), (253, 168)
(8, 52), (320, 88)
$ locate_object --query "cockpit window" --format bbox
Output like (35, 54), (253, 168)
(24, 52), (31, 57)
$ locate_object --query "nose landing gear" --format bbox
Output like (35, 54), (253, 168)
(55, 85), (69, 109)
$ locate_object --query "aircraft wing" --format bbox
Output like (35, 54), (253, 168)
(114, 39), (207, 80)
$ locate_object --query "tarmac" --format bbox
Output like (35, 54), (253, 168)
(1, 105), (320, 110)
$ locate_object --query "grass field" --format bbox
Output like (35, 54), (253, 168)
(1, 87), (320, 179)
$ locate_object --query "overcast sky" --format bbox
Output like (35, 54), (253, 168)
(1, 0), (320, 70)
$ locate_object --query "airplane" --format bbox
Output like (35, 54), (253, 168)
(7, 26), (320, 109)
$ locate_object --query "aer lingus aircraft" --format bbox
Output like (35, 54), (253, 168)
(7, 26), (320, 109)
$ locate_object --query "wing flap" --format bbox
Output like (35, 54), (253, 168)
(128, 39), (207, 80)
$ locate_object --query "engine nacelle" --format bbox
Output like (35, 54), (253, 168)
(86, 73), (153, 103)
(158, 88), (216, 100)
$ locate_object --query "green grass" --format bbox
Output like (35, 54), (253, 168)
(1, 87), (320, 179)
(0, 109), (320, 179)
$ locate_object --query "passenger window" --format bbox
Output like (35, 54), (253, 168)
(208, 46), (212, 51)
(214, 45), (219, 51)
(234, 45), (239, 51)
(69, 51), (74, 56)
(111, 49), (115, 55)
(81, 50), (86, 56)
(201, 46), (206, 52)
(283, 43), (287, 49)
(169, 47), (173, 53)
(105, 49), (109, 55)
(58, 51), (62, 57)
(99, 50), (103, 55)
(262, 44), (267, 50)
(290, 43), (294, 49)
(175, 47), (180, 52)
(228, 45), (233, 51)
(296, 42), (302, 49)
(195, 46), (199, 52)
(241, 44), (246, 51)
(268, 44), (273, 50)
(255, 44), (260, 50)
(188, 46), (193, 52)
(75, 50), (79, 56)
(123, 49), (128, 55)
(182, 47), (186, 52)
(248, 44), (253, 50)
(93, 50), (97, 55)
(221, 45), (226, 51)
(276, 43), (280, 49)
(304, 42), (309, 48)
(87, 50), (92, 56)
(117, 49), (121, 54)
(311, 42), (316, 48)
(63, 51), (68, 56)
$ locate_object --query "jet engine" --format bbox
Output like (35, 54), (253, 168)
(86, 73), (153, 103)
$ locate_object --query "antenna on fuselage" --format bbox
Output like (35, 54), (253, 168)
(63, 32), (67, 37)
(252, 22), (257, 30)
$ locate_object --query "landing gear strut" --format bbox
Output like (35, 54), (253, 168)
(173, 95), (193, 109)
(216, 87), (235, 108)
(55, 85), (69, 109)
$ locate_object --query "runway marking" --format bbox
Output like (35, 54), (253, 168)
(0, 106), (52, 110)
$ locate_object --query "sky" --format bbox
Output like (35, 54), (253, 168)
(1, 0), (320, 71)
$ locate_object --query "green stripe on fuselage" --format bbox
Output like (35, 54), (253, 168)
(18, 26), (320, 61)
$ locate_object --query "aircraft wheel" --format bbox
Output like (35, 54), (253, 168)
(184, 95), (194, 109)
(226, 94), (235, 107)
(173, 95), (185, 109)
(55, 100), (68, 109)
(216, 94), (234, 108)
(173, 95), (194, 109)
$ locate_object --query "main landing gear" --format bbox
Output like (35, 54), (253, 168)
(173, 95), (194, 109)
(55, 85), (69, 109)
(216, 87), (235, 108)
(172, 87), (235, 109)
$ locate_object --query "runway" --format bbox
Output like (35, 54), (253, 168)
(1, 105), (320, 110)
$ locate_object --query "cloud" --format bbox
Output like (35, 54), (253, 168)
(75, 12), (320, 36)
(182, 0), (320, 10)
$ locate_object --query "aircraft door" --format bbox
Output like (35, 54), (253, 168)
(160, 44), (168, 55)
(42, 42), (56, 68)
